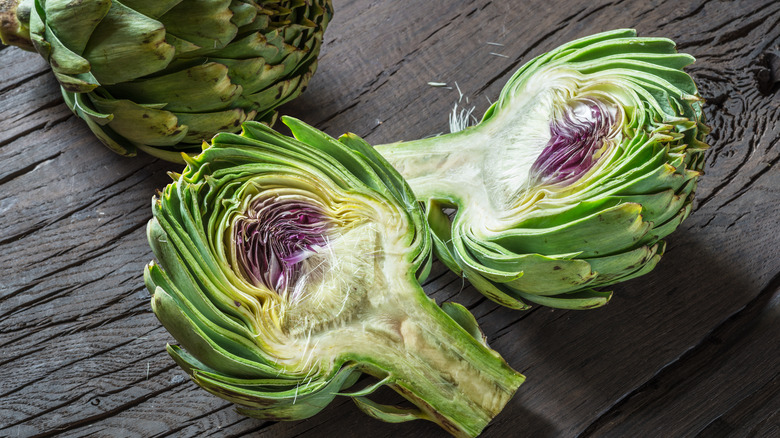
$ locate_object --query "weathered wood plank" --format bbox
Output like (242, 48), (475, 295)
(581, 275), (780, 436)
(0, 0), (778, 436)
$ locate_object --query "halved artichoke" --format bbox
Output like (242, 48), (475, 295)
(375, 29), (709, 310)
(0, 0), (332, 161)
(145, 118), (524, 437)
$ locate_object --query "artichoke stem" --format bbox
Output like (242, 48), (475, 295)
(375, 127), (485, 204)
(0, 0), (33, 50)
(356, 292), (525, 437)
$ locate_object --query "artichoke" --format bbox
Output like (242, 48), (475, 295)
(144, 117), (524, 437)
(0, 0), (332, 161)
(375, 29), (709, 310)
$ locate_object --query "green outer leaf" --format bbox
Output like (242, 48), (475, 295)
(41, 21), (90, 75)
(489, 203), (652, 258)
(441, 302), (490, 348)
(425, 199), (463, 276)
(120, 0), (183, 20)
(461, 267), (531, 310)
(81, 1), (175, 84)
(106, 62), (242, 113)
(61, 89), (137, 156)
(583, 244), (660, 284)
(338, 376), (393, 397)
(89, 95), (189, 146)
(353, 397), (428, 423)
(43, 0), (110, 54)
(53, 71), (99, 93)
(513, 289), (613, 310)
(175, 109), (250, 144)
(159, 0), (236, 49)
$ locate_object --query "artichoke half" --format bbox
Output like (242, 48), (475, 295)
(145, 118), (525, 437)
(375, 29), (709, 310)
(0, 0), (332, 162)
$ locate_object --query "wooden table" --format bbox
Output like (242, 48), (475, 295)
(1, 0), (778, 436)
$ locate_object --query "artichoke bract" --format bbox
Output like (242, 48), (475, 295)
(0, 0), (332, 162)
(144, 118), (525, 437)
(375, 30), (709, 310)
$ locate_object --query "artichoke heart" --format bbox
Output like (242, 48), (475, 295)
(375, 29), (709, 310)
(0, 0), (333, 161)
(145, 118), (524, 437)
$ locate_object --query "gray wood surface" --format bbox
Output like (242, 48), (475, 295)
(1, 0), (779, 436)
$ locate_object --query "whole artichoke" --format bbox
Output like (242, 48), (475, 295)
(145, 117), (524, 437)
(375, 30), (709, 310)
(0, 0), (332, 161)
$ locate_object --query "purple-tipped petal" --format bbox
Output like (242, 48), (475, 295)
(530, 98), (616, 185)
(233, 197), (330, 293)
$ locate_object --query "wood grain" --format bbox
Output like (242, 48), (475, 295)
(1, 0), (778, 436)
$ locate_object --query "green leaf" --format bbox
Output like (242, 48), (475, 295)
(82, 1), (175, 84)
(43, 0), (110, 54)
(89, 94), (189, 146)
(353, 397), (428, 423)
(159, 0), (236, 49)
(514, 289), (613, 310)
(106, 62), (242, 112)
